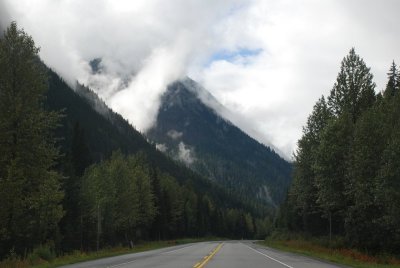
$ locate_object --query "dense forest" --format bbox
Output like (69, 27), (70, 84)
(0, 23), (273, 260)
(278, 48), (400, 253)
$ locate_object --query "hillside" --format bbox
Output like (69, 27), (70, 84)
(146, 78), (292, 205)
(46, 69), (266, 211)
(34, 68), (276, 251)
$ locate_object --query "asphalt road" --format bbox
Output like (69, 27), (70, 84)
(61, 241), (346, 268)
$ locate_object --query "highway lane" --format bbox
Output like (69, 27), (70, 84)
(207, 241), (345, 268)
(60, 242), (216, 268)
(60, 241), (347, 268)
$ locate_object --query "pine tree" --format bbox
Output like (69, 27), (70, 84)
(289, 96), (331, 234)
(384, 61), (398, 98)
(314, 112), (353, 240)
(397, 65), (400, 93)
(376, 127), (400, 252)
(157, 173), (183, 238)
(279, 49), (400, 252)
(0, 22), (63, 256)
(71, 122), (91, 176)
(375, 79), (400, 252)
(345, 106), (386, 249)
(328, 48), (376, 122)
(61, 122), (92, 250)
(317, 48), (377, 241)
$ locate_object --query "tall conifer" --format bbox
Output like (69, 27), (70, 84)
(328, 48), (376, 122)
(0, 22), (63, 255)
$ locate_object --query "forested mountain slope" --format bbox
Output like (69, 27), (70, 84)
(147, 78), (292, 205)
(0, 22), (274, 259)
(41, 69), (271, 251)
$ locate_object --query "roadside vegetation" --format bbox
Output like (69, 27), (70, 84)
(272, 47), (400, 267)
(0, 238), (224, 268)
(260, 235), (400, 268)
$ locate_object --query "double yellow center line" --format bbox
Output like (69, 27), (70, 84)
(193, 243), (224, 268)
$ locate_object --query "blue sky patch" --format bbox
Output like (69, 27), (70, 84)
(207, 48), (263, 66)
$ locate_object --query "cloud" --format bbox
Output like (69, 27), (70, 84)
(2, 0), (400, 158)
(190, 0), (400, 158)
(0, 1), (10, 34)
(155, 143), (168, 153)
(178, 142), (195, 165)
(167, 129), (183, 140)
(2, 0), (246, 131)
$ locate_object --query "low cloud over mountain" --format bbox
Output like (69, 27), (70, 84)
(2, 0), (400, 158)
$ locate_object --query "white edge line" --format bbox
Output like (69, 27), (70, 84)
(161, 243), (197, 254)
(107, 243), (196, 267)
(243, 244), (294, 268)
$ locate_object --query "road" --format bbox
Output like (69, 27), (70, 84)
(61, 241), (346, 268)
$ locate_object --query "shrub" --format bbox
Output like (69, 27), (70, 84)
(27, 244), (55, 264)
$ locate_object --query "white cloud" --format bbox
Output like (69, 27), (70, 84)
(155, 143), (168, 153)
(178, 142), (195, 165)
(2, 0), (400, 158)
(0, 1), (10, 33)
(1, 0), (245, 131)
(191, 0), (400, 158)
(167, 130), (183, 140)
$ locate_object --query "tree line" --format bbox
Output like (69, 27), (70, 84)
(278, 48), (400, 253)
(72, 151), (267, 251)
(0, 23), (272, 259)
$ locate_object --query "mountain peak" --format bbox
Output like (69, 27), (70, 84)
(147, 79), (292, 205)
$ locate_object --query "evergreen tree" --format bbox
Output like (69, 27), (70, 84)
(318, 48), (376, 240)
(71, 122), (92, 176)
(314, 112), (353, 240)
(279, 50), (400, 252)
(328, 48), (376, 122)
(61, 121), (92, 250)
(0, 22), (63, 256)
(384, 61), (398, 98)
(182, 189), (198, 237)
(397, 64), (400, 92)
(345, 106), (386, 249)
(157, 173), (184, 238)
(289, 96), (331, 234)
(376, 127), (400, 252)
(375, 85), (400, 252)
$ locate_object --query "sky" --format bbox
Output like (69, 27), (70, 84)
(1, 0), (399, 159)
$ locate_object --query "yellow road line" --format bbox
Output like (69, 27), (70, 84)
(193, 243), (223, 268)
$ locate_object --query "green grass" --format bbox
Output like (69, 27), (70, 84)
(0, 237), (225, 268)
(259, 239), (400, 268)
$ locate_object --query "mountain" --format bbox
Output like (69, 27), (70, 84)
(47, 69), (270, 200)
(41, 67), (278, 249)
(146, 78), (292, 205)
(46, 69), (241, 203)
(0, 23), (279, 258)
